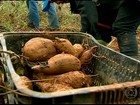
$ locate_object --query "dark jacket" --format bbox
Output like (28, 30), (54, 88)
(69, 0), (123, 14)
(69, 0), (79, 14)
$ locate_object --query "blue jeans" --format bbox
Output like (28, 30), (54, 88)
(47, 3), (60, 29)
(26, 0), (59, 29)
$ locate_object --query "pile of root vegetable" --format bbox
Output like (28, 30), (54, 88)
(17, 37), (99, 92)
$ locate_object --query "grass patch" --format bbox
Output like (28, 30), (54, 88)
(0, 1), (81, 32)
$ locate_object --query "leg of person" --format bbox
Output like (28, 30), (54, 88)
(112, 1), (140, 56)
(47, 2), (60, 30)
(96, 2), (119, 43)
(75, 0), (98, 39)
(27, 0), (40, 29)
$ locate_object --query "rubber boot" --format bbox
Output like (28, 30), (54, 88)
(117, 32), (138, 56)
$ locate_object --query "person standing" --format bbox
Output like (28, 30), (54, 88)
(26, 0), (60, 31)
(53, 0), (140, 57)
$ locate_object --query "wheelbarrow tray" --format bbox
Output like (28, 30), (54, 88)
(0, 32), (140, 104)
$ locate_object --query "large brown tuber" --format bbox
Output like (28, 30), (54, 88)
(31, 53), (81, 75)
(32, 71), (93, 92)
(54, 37), (75, 55)
(22, 37), (57, 62)
(34, 82), (73, 92)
